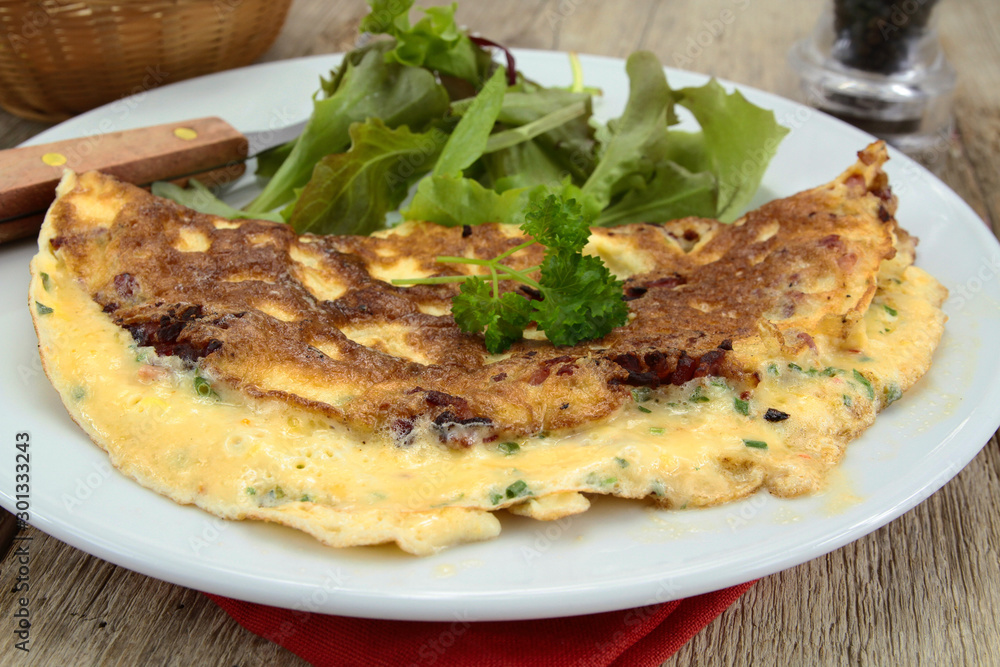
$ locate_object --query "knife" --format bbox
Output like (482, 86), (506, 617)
(0, 116), (307, 242)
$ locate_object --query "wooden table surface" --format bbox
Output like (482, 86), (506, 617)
(2, 0), (998, 665)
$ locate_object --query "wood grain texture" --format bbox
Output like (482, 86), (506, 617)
(1, 1), (998, 665)
(0, 116), (247, 223)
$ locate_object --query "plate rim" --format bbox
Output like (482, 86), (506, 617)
(3, 48), (999, 621)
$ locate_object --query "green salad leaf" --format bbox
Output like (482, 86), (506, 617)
(671, 80), (789, 222)
(254, 139), (295, 179)
(482, 139), (566, 192)
(155, 0), (790, 298)
(246, 40), (449, 214)
(432, 67), (507, 177)
(285, 119), (446, 235)
(594, 161), (715, 227)
(491, 89), (597, 181)
(403, 174), (528, 227)
(151, 180), (283, 223)
(483, 99), (589, 156)
(361, 0), (487, 85)
(581, 51), (673, 211)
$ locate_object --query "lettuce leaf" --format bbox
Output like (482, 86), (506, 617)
(672, 80), (789, 222)
(594, 162), (715, 227)
(482, 139), (565, 192)
(583, 51), (787, 225)
(433, 67), (507, 177)
(286, 119), (446, 235)
(492, 90), (597, 181)
(361, 0), (488, 85)
(403, 175), (528, 226)
(581, 51), (673, 211)
(152, 180), (284, 223)
(401, 68), (514, 225)
(245, 40), (449, 215)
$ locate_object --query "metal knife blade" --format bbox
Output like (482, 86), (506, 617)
(244, 119), (308, 157)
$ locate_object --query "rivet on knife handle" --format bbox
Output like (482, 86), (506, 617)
(0, 116), (248, 223)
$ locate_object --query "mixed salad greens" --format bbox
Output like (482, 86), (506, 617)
(158, 0), (789, 351)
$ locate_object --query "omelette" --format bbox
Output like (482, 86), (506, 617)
(28, 142), (947, 555)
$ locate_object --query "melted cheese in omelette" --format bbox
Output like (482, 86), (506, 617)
(28, 153), (947, 555)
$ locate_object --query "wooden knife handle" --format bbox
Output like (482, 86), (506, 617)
(0, 116), (248, 222)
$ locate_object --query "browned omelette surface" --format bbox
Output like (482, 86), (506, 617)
(49, 145), (896, 440)
(29, 142), (948, 554)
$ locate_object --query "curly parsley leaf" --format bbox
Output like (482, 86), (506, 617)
(486, 292), (534, 352)
(449, 276), (495, 331)
(534, 252), (627, 346)
(451, 277), (533, 352)
(521, 193), (628, 346)
(520, 193), (590, 253)
(398, 193), (628, 353)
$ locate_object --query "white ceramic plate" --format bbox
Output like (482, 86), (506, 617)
(2, 51), (999, 622)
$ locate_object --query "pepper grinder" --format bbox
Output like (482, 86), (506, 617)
(789, 0), (956, 160)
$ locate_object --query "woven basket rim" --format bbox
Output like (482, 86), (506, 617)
(0, 0), (292, 122)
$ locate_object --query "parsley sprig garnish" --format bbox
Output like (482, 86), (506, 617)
(394, 194), (629, 353)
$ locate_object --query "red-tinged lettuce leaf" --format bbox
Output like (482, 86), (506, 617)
(287, 119), (446, 236)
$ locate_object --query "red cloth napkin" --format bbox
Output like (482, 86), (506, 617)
(207, 581), (753, 667)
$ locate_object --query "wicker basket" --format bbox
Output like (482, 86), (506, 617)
(0, 0), (293, 122)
